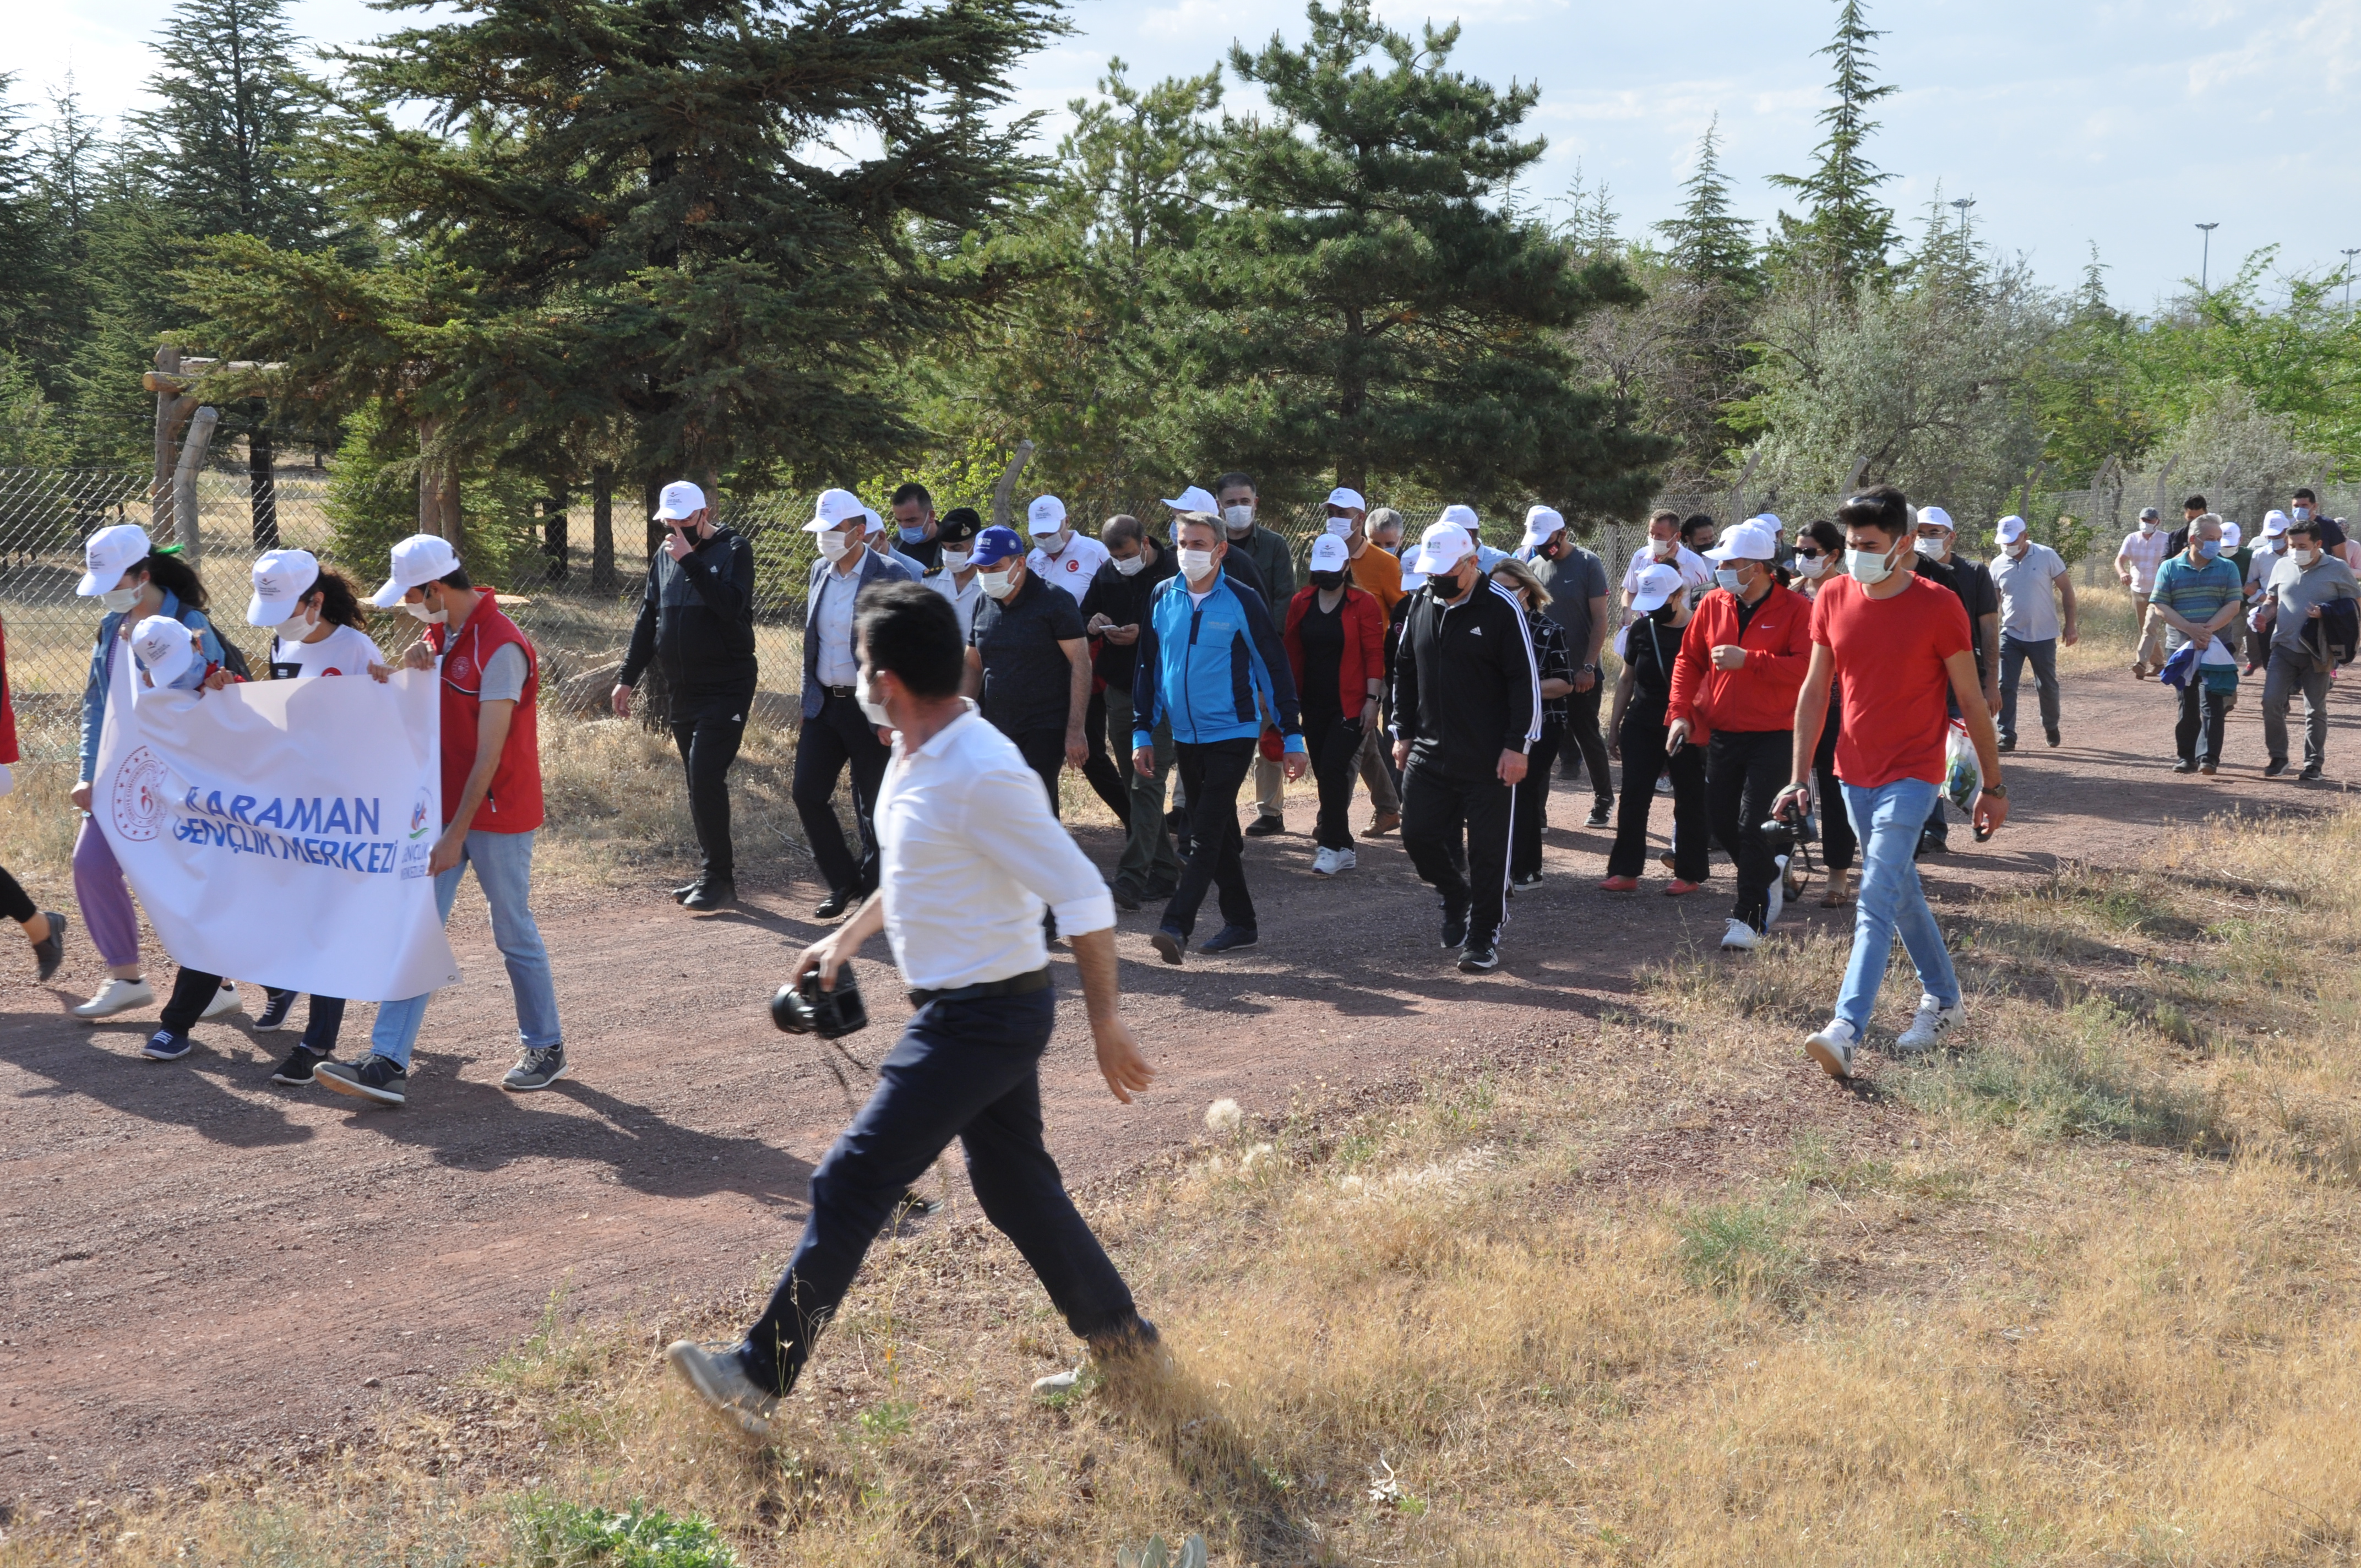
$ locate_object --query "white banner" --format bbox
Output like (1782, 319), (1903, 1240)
(94, 651), (462, 1002)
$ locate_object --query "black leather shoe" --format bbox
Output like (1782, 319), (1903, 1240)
(1110, 883), (1142, 912)
(2044, 727), (2061, 748)
(815, 889), (855, 920)
(2172, 758), (2199, 775)
(1140, 880), (1179, 901)
(1151, 927), (1185, 965)
(1244, 814), (1286, 837)
(684, 879), (736, 911)
(672, 880), (703, 903)
(1998, 736), (2016, 752)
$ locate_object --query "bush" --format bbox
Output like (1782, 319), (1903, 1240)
(515, 1499), (738, 1568)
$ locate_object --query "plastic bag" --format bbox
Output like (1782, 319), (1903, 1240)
(1942, 719), (1979, 813)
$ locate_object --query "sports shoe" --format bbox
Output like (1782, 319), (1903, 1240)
(1457, 939), (1499, 973)
(1510, 871), (1542, 891)
(683, 879), (735, 911)
(1665, 878), (1702, 896)
(254, 988), (298, 1031)
(2044, 727), (2061, 748)
(1368, 812), (1401, 836)
(665, 1341), (777, 1437)
(1998, 736), (2016, 753)
(1329, 847), (1357, 873)
(1109, 883), (1143, 912)
(72, 977), (154, 1020)
(140, 1028), (193, 1061)
(2197, 761), (2217, 777)
(1597, 875), (1639, 892)
(1032, 1316), (1166, 1398)
(2265, 756), (2289, 777)
(31, 910), (67, 982)
(671, 879), (702, 903)
(2302, 762), (2324, 781)
(2172, 758), (2198, 774)
(1586, 801), (1612, 827)
(1655, 775), (1673, 794)
(1151, 926), (1186, 965)
(317, 1054), (409, 1106)
(1440, 906), (1469, 949)
(1199, 924), (1259, 954)
(1139, 879), (1179, 901)
(270, 1043), (331, 1085)
(1805, 1018), (1857, 1079)
(1244, 813), (1286, 837)
(1719, 917), (1759, 951)
(200, 981), (243, 1020)
(502, 1045), (570, 1092)
(1895, 994), (1964, 1052)
(1766, 857), (1788, 927)
(1031, 1366), (1088, 1398)
(1310, 847), (1340, 876)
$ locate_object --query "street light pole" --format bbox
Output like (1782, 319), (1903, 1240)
(2343, 248), (2360, 309)
(2195, 222), (2219, 300)
(1950, 197), (1975, 260)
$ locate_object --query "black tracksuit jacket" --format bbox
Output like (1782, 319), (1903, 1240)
(1390, 578), (1541, 780)
(618, 525), (758, 716)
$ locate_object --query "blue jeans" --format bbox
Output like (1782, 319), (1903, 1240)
(369, 829), (562, 1066)
(1836, 778), (1960, 1037)
(738, 986), (1140, 1396)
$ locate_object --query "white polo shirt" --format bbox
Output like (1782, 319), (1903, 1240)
(1623, 542), (1712, 596)
(1027, 532), (1111, 603)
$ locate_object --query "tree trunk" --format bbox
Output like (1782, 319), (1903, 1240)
(247, 414), (279, 551)
(590, 464), (617, 591)
(542, 478), (569, 581)
(637, 472), (672, 732)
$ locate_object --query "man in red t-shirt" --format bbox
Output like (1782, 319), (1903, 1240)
(1778, 487), (2009, 1080)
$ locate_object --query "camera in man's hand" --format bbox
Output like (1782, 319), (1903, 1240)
(771, 963), (869, 1039)
(1762, 791), (1817, 861)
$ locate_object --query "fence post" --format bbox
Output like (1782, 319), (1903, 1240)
(248, 413), (279, 551)
(172, 406), (220, 559)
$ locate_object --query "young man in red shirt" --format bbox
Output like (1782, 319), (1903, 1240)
(1779, 488), (2009, 1079)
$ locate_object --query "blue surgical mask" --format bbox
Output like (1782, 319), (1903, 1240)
(897, 524), (928, 544)
(1713, 567), (1742, 592)
(2197, 539), (2220, 559)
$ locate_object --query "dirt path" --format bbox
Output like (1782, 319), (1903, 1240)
(4, 668), (2355, 1510)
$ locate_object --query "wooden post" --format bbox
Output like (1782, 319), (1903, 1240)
(988, 440), (1037, 530)
(590, 465), (617, 591)
(172, 406), (221, 558)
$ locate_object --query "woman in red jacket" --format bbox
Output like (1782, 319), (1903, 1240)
(1284, 535), (1389, 876)
(0, 614), (70, 979)
(1667, 518), (1815, 950)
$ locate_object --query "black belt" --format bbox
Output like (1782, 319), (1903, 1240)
(822, 684), (859, 699)
(909, 968), (1052, 1008)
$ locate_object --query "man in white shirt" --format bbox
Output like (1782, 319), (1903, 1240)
(2116, 505), (2171, 646)
(1026, 494), (1111, 603)
(666, 581), (1160, 1433)
(923, 506), (986, 643)
(1621, 508), (1712, 614)
(1988, 515), (2077, 750)
(2244, 511), (2291, 672)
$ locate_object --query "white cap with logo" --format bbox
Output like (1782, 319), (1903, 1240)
(1407, 520), (1475, 575)
(1520, 505), (1565, 547)
(1309, 534), (1351, 573)
(370, 534), (464, 608)
(2222, 520), (2244, 551)
(1916, 505), (1955, 533)
(1026, 495), (1068, 535)
(1705, 518), (1778, 562)
(1325, 487), (1366, 513)
(247, 548), (322, 627)
(1995, 515), (2028, 545)
(130, 612), (198, 690)
(1629, 561), (1684, 616)
(651, 480), (706, 521)
(1161, 485), (1218, 515)
(78, 523), (151, 597)
(804, 488), (879, 535)
(2262, 510), (2291, 537)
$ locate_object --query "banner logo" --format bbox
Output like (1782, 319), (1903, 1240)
(409, 786), (433, 839)
(109, 746), (170, 842)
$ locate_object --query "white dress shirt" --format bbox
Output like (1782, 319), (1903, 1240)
(877, 705), (1116, 992)
(814, 556), (864, 687)
(1623, 542), (1712, 595)
(1027, 532), (1112, 603)
(926, 569), (984, 643)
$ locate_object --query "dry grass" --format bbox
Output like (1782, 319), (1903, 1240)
(11, 800), (2361, 1566)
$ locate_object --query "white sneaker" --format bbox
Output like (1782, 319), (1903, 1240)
(1331, 847), (1357, 872)
(200, 981), (243, 1020)
(72, 977), (155, 1020)
(1720, 917), (1760, 951)
(1805, 1017), (1857, 1079)
(1310, 847), (1339, 876)
(1895, 994), (1964, 1052)
(664, 1341), (777, 1436)
(1766, 856), (1788, 927)
(1031, 1366), (1085, 1397)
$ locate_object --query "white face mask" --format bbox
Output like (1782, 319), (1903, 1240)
(1713, 567), (1743, 592)
(1794, 554), (1829, 579)
(1221, 505), (1254, 536)
(1920, 533), (1951, 560)
(818, 530), (852, 563)
(1650, 536), (1677, 560)
(2139, 519), (2157, 535)
(405, 597), (447, 624)
(99, 585), (142, 613)
(2004, 543), (2029, 560)
(977, 567), (1016, 600)
(857, 674), (893, 729)
(2293, 507), (2313, 521)
(278, 612), (316, 644)
(1112, 553), (1146, 577)
(1037, 530), (1069, 556)
(939, 549), (971, 572)
(1846, 542), (1898, 586)
(1179, 548), (1216, 582)
(2294, 546), (2321, 567)
(1325, 517), (1353, 537)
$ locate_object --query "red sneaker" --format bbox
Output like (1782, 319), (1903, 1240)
(1665, 878), (1704, 896)
(1597, 875), (1639, 892)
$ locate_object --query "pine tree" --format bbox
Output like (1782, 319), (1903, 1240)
(1156, 0), (1662, 514)
(1766, 0), (1899, 292)
(1655, 117), (1758, 295)
(0, 75), (57, 365)
(129, 0), (334, 250)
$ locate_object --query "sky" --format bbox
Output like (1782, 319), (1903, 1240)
(14, 0), (2357, 311)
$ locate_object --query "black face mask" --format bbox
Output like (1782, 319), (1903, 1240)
(1539, 539), (1563, 560)
(1309, 570), (1346, 591)
(1650, 604), (1680, 625)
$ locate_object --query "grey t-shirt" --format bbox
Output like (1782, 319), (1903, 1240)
(2266, 552), (2360, 652)
(1533, 545), (1609, 665)
(478, 641), (529, 703)
(1990, 542), (2068, 641)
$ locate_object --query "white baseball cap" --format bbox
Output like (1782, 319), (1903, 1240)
(130, 613), (198, 690)
(1398, 567), (1429, 592)
(2221, 520), (2244, 550)
(1705, 518), (1778, 562)
(1916, 505), (1955, 533)
(2262, 510), (2291, 537)
(1520, 505), (1565, 547)
(1309, 535), (1351, 573)
(1754, 511), (1784, 533)
(247, 548), (321, 627)
(1630, 562), (1684, 616)
(1026, 495), (1068, 535)
(804, 488), (879, 535)
(1325, 487), (1366, 513)
(369, 533), (464, 608)
(78, 523), (151, 597)
(1438, 503), (1479, 531)
(1995, 515), (2028, 545)
(651, 480), (706, 521)
(1161, 485), (1218, 514)
(1407, 520), (1475, 575)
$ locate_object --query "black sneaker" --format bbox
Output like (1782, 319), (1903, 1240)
(502, 1045), (569, 1092)
(1511, 872), (1543, 890)
(1458, 939), (1500, 973)
(2302, 762), (2324, 781)
(1199, 924), (1259, 954)
(1109, 883), (1143, 912)
(270, 1043), (331, 1085)
(317, 1054), (408, 1106)
(2172, 758), (2199, 774)
(1244, 814), (1286, 837)
(254, 988), (298, 1031)
(683, 879), (735, 911)
(2265, 756), (2289, 777)
(1440, 906), (1469, 949)
(140, 1028), (193, 1061)
(1151, 926), (1185, 966)
(1998, 736), (2016, 753)
(31, 910), (67, 982)
(2044, 727), (2061, 748)
(1174, 837), (1194, 862)
(671, 879), (703, 903)
(1585, 802), (1612, 827)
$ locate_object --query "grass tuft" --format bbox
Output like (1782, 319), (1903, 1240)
(516, 1499), (739, 1568)
(1899, 999), (2227, 1150)
(1673, 1198), (1804, 1303)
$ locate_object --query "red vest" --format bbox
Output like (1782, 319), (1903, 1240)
(429, 595), (543, 833)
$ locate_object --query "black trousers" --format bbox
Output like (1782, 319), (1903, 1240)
(1010, 726), (1068, 818)
(1608, 712), (1707, 880)
(2177, 680), (2229, 765)
(1400, 758), (1514, 944)
(1167, 738), (1257, 939)
(1812, 696), (1857, 873)
(1079, 689), (1130, 823)
(1301, 707), (1362, 851)
(259, 987), (351, 1051)
(1558, 678), (1612, 804)
(1706, 728), (1793, 929)
(1511, 722), (1564, 879)
(0, 865), (33, 924)
(671, 707), (748, 881)
(792, 692), (892, 898)
(741, 987), (1139, 1397)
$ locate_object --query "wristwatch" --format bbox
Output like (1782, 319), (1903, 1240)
(1981, 782), (2008, 798)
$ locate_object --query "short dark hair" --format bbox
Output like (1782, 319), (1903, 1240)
(1802, 519), (1843, 554)
(890, 482), (933, 510)
(1103, 514), (1144, 548)
(2294, 487), (2318, 503)
(1682, 513), (1717, 542)
(1650, 509), (1681, 528)
(2184, 495), (2208, 512)
(1212, 471), (1255, 498)
(438, 565), (472, 591)
(855, 580), (963, 699)
(1837, 485), (1912, 543)
(938, 505), (982, 542)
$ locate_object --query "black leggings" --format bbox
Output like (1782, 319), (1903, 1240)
(1301, 707), (1363, 851)
(164, 972), (346, 1049)
(0, 865), (34, 925)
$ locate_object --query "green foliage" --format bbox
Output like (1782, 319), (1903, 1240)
(323, 400), (545, 586)
(516, 1499), (738, 1568)
(1673, 1199), (1803, 1301)
(1766, 0), (1901, 292)
(0, 352), (68, 465)
(1117, 1532), (1209, 1568)
(1898, 1000), (2224, 1148)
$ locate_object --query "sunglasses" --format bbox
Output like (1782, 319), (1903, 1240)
(1794, 548), (1824, 560)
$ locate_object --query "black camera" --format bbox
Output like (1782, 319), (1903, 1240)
(1760, 794), (1818, 860)
(771, 963), (869, 1039)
